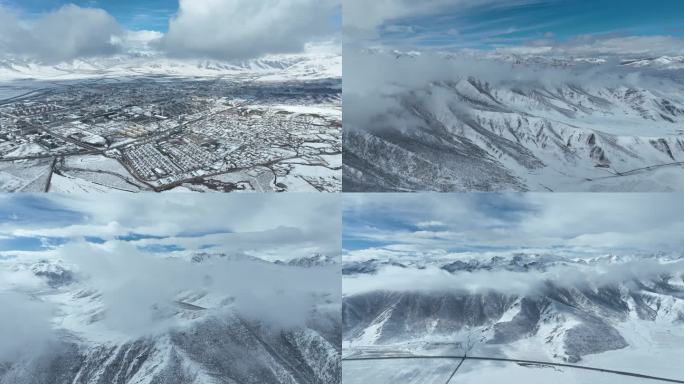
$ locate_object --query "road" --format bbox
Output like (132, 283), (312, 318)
(342, 355), (684, 383)
(587, 162), (684, 181)
(444, 357), (466, 384)
(44, 157), (57, 192)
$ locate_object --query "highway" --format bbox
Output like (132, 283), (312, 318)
(343, 355), (684, 383)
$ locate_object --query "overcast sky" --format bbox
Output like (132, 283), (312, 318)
(0, 0), (341, 62)
(343, 193), (684, 257)
(344, 0), (684, 56)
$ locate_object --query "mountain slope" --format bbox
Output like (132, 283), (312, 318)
(0, 52), (341, 82)
(0, 257), (341, 384)
(344, 53), (684, 192)
(343, 254), (684, 367)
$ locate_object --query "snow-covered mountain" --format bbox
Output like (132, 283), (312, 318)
(342, 252), (684, 377)
(0, 255), (341, 384)
(0, 51), (341, 82)
(344, 51), (684, 192)
(621, 56), (684, 69)
(2, 315), (340, 384)
(343, 252), (682, 275)
(279, 254), (340, 268)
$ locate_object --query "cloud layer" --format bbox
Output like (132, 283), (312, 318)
(344, 258), (684, 296)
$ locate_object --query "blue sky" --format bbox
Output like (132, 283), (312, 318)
(0, 195), (339, 260)
(1, 0), (178, 30)
(376, 0), (684, 49)
(343, 194), (684, 255)
(0, 195), (175, 252)
(343, 194), (535, 251)
(1, 0), (342, 32)
(0, 195), (81, 251)
(0, 195), (83, 225)
(0, 0), (341, 61)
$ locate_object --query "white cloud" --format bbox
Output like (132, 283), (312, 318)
(0, 5), (123, 63)
(416, 221), (446, 228)
(11, 221), (124, 239)
(498, 35), (684, 57)
(117, 29), (164, 54)
(160, 0), (340, 60)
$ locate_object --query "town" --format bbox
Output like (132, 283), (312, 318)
(0, 78), (341, 192)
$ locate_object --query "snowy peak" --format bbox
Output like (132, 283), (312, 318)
(0, 52), (341, 81)
(279, 254), (339, 268)
(621, 56), (684, 69)
(343, 252), (684, 276)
